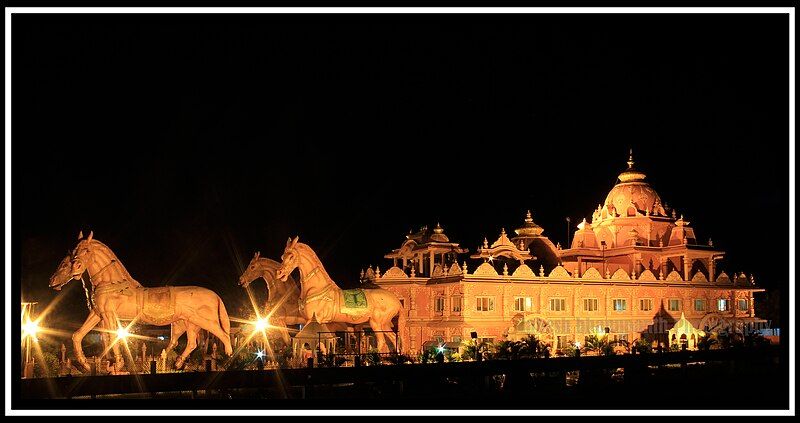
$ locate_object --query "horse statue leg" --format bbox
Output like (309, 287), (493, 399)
(166, 320), (186, 353)
(185, 297), (233, 356)
(368, 318), (390, 354)
(175, 322), (199, 370)
(71, 310), (102, 371)
(102, 311), (125, 372)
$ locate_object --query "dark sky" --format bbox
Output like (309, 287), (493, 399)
(14, 13), (789, 324)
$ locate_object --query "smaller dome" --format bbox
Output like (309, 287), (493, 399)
(429, 223), (450, 242)
(514, 210), (544, 237)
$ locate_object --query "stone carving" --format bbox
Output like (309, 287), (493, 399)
(382, 266), (409, 279)
(473, 262), (499, 277)
(512, 263), (535, 278)
(275, 237), (402, 353)
(582, 267), (602, 280)
(666, 270), (684, 282)
(238, 251), (304, 345)
(637, 269), (657, 281)
(49, 232), (233, 372)
(431, 264), (444, 278)
(691, 271), (708, 283)
(716, 271), (731, 283)
(610, 268), (630, 280)
(548, 265), (572, 280)
(448, 262), (462, 275)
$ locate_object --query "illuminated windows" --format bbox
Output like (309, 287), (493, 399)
(717, 299), (730, 311)
(549, 298), (566, 312)
(639, 298), (653, 312)
(613, 299), (627, 312)
(583, 298), (598, 312)
(738, 299), (748, 311)
(515, 297), (533, 312)
(694, 299), (706, 312)
(668, 299), (682, 311)
(451, 295), (462, 313)
(434, 296), (445, 314)
(476, 296), (494, 312)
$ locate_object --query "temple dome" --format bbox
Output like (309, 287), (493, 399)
(602, 150), (665, 217)
(514, 210), (544, 237)
(429, 222), (450, 242)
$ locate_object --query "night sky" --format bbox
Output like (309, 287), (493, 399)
(13, 13), (789, 327)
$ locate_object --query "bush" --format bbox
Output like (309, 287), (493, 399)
(365, 348), (381, 366)
(418, 347), (438, 364)
(632, 338), (652, 354)
(561, 341), (579, 357)
(33, 351), (60, 378)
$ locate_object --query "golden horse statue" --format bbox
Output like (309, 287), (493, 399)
(238, 251), (304, 345)
(275, 236), (403, 353)
(48, 231), (233, 371)
(49, 254), (202, 364)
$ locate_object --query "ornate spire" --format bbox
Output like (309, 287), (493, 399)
(627, 148), (635, 169)
(525, 210), (533, 223)
(617, 149), (647, 183)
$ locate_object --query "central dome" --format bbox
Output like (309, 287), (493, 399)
(602, 151), (666, 216)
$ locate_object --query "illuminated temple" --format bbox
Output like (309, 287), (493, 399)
(371, 152), (767, 355)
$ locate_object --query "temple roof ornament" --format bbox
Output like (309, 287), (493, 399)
(548, 265), (571, 279)
(430, 222), (449, 242)
(514, 210), (545, 237)
(385, 223), (467, 260)
(599, 151), (666, 220)
(512, 263), (535, 278)
(471, 228), (535, 264)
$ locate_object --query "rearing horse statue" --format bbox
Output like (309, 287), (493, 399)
(48, 231), (233, 371)
(275, 236), (403, 353)
(238, 251), (304, 345)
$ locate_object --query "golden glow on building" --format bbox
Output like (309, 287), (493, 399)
(373, 152), (766, 354)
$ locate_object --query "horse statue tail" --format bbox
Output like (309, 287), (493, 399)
(217, 295), (231, 337)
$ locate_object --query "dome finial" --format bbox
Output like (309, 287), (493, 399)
(627, 148), (635, 169)
(525, 210), (532, 223)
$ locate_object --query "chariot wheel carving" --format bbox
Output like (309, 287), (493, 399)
(699, 313), (731, 333)
(509, 314), (555, 345)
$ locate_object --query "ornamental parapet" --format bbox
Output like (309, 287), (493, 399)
(374, 261), (760, 289)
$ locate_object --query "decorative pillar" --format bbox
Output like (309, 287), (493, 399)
(683, 255), (690, 281)
(708, 256), (715, 283)
(429, 251), (434, 276)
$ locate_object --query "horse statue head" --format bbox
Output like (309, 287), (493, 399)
(68, 230), (96, 281)
(48, 254), (74, 291)
(276, 236), (300, 282)
(239, 251), (263, 287)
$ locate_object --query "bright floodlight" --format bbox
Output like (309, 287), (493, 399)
(254, 318), (269, 331)
(22, 320), (39, 339)
(436, 345), (446, 354)
(575, 341), (582, 349)
(255, 350), (265, 359)
(116, 327), (130, 341)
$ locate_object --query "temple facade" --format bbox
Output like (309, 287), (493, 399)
(372, 152), (767, 355)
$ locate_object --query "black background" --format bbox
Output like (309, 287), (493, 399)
(14, 13), (789, 330)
